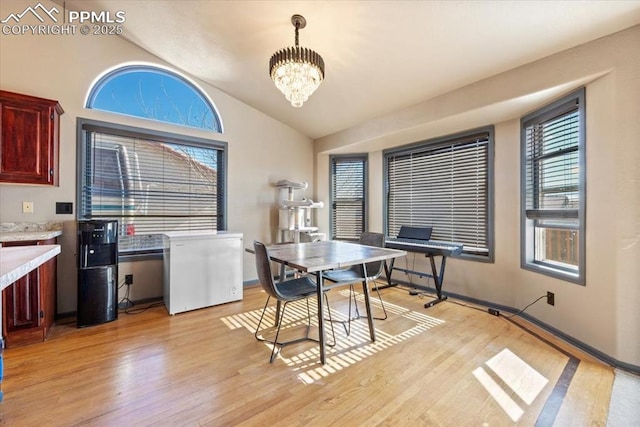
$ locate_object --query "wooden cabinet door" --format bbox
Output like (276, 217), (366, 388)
(2, 269), (41, 333)
(0, 90), (63, 185)
(1, 239), (57, 347)
(38, 239), (57, 337)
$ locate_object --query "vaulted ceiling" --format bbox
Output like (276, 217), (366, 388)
(61, 1), (640, 139)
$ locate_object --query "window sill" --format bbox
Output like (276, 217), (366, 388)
(521, 262), (583, 285)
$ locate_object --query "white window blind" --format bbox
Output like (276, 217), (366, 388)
(79, 121), (226, 254)
(331, 155), (366, 240)
(385, 129), (493, 258)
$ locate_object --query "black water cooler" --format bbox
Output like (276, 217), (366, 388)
(77, 220), (119, 327)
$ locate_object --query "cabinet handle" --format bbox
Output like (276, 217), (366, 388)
(40, 311), (44, 319)
(50, 169), (54, 176)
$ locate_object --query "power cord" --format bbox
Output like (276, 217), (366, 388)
(447, 299), (493, 314)
(118, 282), (134, 310)
(403, 254), (440, 296)
(498, 295), (547, 319)
(409, 286), (432, 297)
(122, 301), (164, 315)
(423, 293), (548, 318)
(407, 253), (416, 286)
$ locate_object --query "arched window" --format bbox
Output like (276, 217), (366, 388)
(80, 65), (226, 258)
(87, 65), (222, 132)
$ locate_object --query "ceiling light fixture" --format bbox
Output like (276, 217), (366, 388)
(269, 14), (325, 108)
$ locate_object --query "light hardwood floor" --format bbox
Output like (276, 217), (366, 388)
(1, 284), (614, 426)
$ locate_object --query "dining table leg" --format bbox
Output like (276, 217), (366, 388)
(361, 263), (376, 342)
(316, 270), (326, 364)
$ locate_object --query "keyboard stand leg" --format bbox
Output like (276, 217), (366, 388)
(424, 255), (448, 308)
(376, 259), (398, 290)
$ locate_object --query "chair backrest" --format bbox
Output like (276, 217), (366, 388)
(352, 232), (385, 278)
(253, 241), (282, 300)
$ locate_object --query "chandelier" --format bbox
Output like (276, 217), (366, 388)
(269, 14), (325, 108)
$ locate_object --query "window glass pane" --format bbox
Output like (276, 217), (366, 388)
(88, 67), (221, 132)
(385, 130), (492, 258)
(80, 123), (225, 255)
(534, 225), (579, 270)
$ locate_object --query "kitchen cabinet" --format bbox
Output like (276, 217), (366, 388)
(0, 90), (64, 185)
(1, 238), (57, 347)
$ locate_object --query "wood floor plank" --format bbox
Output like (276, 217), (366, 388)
(1, 284), (615, 426)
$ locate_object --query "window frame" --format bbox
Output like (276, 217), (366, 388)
(329, 154), (368, 241)
(520, 88), (586, 285)
(76, 118), (228, 260)
(383, 126), (495, 262)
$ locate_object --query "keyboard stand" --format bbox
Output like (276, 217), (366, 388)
(381, 254), (450, 308)
(424, 254), (448, 308)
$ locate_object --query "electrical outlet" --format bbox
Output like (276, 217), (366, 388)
(22, 201), (34, 213)
(125, 274), (133, 285)
(547, 291), (555, 306)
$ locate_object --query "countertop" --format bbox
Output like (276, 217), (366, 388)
(0, 230), (63, 243)
(0, 245), (61, 290)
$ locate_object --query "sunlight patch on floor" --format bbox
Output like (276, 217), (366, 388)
(221, 290), (445, 384)
(473, 348), (549, 422)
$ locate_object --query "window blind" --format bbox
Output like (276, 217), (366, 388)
(79, 122), (226, 254)
(524, 103), (579, 222)
(331, 156), (366, 240)
(386, 130), (491, 257)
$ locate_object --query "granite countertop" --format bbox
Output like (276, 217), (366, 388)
(0, 221), (63, 243)
(0, 230), (63, 242)
(0, 245), (61, 290)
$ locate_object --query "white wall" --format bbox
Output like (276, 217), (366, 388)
(315, 26), (640, 368)
(0, 0), (314, 312)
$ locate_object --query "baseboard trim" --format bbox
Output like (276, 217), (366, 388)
(391, 278), (640, 375)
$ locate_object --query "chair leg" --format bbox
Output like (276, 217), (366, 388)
(254, 296), (288, 362)
(269, 300), (289, 363)
(327, 289), (355, 338)
(254, 296), (272, 342)
(343, 284), (358, 336)
(255, 296), (336, 363)
(372, 280), (388, 320)
(347, 279), (388, 325)
(302, 297), (313, 339)
(323, 293), (337, 347)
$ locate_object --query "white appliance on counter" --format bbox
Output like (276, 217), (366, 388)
(163, 231), (243, 315)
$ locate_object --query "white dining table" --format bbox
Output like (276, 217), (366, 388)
(265, 240), (406, 364)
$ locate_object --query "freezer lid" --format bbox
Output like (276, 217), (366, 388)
(163, 230), (243, 241)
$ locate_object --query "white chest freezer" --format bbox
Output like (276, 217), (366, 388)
(163, 231), (243, 315)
